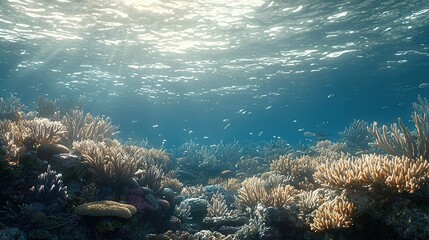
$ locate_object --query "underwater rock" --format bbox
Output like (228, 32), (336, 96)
(0, 227), (26, 240)
(203, 215), (249, 228)
(74, 200), (137, 219)
(37, 143), (69, 161)
(49, 153), (80, 168)
(182, 198), (209, 221)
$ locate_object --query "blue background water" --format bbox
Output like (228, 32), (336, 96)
(0, 0), (428, 147)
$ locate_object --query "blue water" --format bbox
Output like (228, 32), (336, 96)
(1, 0), (428, 147)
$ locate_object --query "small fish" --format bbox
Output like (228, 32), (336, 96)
(220, 170), (234, 178)
(152, 124), (159, 128)
(223, 118), (230, 122)
(303, 131), (316, 137)
(327, 94), (335, 98)
(418, 83), (429, 89)
(224, 123), (231, 129)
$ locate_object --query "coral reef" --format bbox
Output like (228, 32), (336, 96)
(1, 95), (429, 240)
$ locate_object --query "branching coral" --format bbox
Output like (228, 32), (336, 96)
(237, 176), (299, 210)
(368, 112), (429, 160)
(74, 140), (138, 190)
(339, 119), (373, 151)
(0, 95), (26, 121)
(314, 154), (429, 193)
(271, 185), (299, 208)
(310, 196), (356, 232)
(297, 188), (336, 222)
(24, 118), (66, 148)
(62, 110), (119, 144)
(135, 165), (165, 192)
(0, 120), (27, 161)
(413, 95), (429, 117)
(270, 154), (327, 188)
(175, 201), (192, 221)
(207, 192), (233, 217)
(237, 177), (268, 209)
(29, 165), (68, 210)
(35, 96), (60, 120)
(124, 145), (170, 169)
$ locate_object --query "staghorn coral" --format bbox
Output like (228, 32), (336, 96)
(314, 154), (429, 193)
(0, 120), (27, 161)
(161, 175), (183, 193)
(207, 192), (233, 217)
(135, 165), (165, 192)
(237, 176), (300, 210)
(271, 185), (299, 208)
(175, 201), (192, 221)
(0, 95), (26, 121)
(368, 112), (429, 160)
(73, 200), (137, 219)
(413, 95), (429, 117)
(124, 145), (171, 170)
(34, 96), (60, 120)
(310, 196), (356, 232)
(62, 110), (119, 144)
(29, 165), (68, 210)
(237, 177), (268, 209)
(74, 140), (138, 190)
(296, 188), (336, 223)
(24, 118), (66, 148)
(181, 185), (206, 198)
(208, 177), (241, 192)
(339, 119), (373, 152)
(270, 154), (327, 188)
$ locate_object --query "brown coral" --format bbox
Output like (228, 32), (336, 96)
(73, 200), (137, 219)
(314, 154), (429, 193)
(310, 197), (356, 232)
(73, 140), (138, 189)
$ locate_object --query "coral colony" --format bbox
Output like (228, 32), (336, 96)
(0, 95), (429, 240)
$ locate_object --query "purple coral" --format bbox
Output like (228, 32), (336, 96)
(29, 165), (68, 209)
(127, 188), (154, 215)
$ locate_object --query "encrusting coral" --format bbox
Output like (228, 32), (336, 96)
(73, 200), (137, 219)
